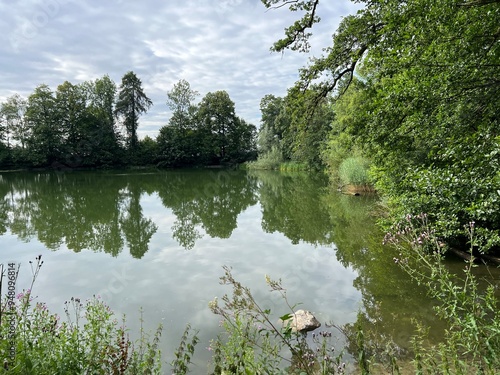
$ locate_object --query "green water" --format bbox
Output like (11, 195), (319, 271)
(1, 168), (486, 372)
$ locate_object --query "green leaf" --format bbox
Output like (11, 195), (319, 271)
(279, 313), (292, 321)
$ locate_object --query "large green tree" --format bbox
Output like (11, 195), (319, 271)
(55, 81), (89, 164)
(84, 75), (122, 166)
(263, 0), (500, 250)
(257, 90), (332, 169)
(157, 80), (202, 166)
(258, 94), (287, 154)
(115, 71), (152, 154)
(25, 84), (62, 166)
(1, 94), (29, 150)
(166, 79), (199, 129)
(197, 90), (238, 163)
(198, 90), (257, 164)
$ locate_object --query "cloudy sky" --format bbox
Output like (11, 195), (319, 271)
(0, 0), (361, 138)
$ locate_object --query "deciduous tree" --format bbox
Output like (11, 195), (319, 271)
(25, 84), (61, 166)
(263, 0), (500, 250)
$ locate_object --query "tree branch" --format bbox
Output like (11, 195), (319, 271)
(457, 0), (500, 6)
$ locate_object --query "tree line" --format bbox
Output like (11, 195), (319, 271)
(256, 0), (499, 254)
(0, 73), (257, 168)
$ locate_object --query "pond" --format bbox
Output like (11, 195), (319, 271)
(0, 169), (473, 372)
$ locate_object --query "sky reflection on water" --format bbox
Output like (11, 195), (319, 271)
(0, 169), (442, 373)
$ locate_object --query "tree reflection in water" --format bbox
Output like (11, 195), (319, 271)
(0, 169), (451, 358)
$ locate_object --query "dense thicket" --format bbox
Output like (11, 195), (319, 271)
(0, 75), (257, 169)
(259, 0), (499, 252)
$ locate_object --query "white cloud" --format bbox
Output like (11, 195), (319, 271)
(0, 0), (361, 138)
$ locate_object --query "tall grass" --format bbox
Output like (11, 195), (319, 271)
(279, 161), (308, 171)
(338, 156), (370, 186)
(0, 256), (196, 375)
(246, 146), (283, 170)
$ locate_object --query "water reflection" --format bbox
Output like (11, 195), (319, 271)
(1, 172), (142, 256)
(254, 170), (334, 245)
(120, 184), (157, 258)
(156, 170), (258, 249)
(0, 169), (461, 363)
(0, 170), (340, 254)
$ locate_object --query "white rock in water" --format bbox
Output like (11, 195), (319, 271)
(285, 309), (321, 333)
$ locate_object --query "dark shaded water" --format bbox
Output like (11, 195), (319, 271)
(2, 169), (493, 372)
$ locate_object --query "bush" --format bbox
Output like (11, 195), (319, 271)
(208, 266), (349, 374)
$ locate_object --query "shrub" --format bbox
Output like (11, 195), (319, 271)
(208, 266), (348, 374)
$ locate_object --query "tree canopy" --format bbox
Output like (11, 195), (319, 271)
(115, 71), (153, 153)
(262, 0), (500, 251)
(0, 75), (256, 169)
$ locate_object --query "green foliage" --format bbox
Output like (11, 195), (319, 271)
(115, 71), (153, 153)
(197, 90), (257, 164)
(381, 132), (500, 250)
(0, 94), (28, 150)
(208, 266), (348, 374)
(81, 75), (122, 167)
(0, 257), (163, 374)
(209, 315), (283, 374)
(0, 75), (124, 169)
(0, 143), (10, 168)
(166, 79), (199, 119)
(258, 94), (288, 154)
(261, 0), (321, 53)
(171, 324), (199, 375)
(135, 136), (158, 166)
(265, 0), (500, 252)
(320, 79), (371, 187)
(283, 88), (334, 170)
(384, 214), (500, 373)
(1, 76), (256, 169)
(257, 90), (333, 171)
(338, 157), (370, 187)
(24, 85), (61, 166)
(246, 146), (283, 170)
(158, 86), (257, 167)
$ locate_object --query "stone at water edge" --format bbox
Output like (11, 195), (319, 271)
(284, 309), (321, 333)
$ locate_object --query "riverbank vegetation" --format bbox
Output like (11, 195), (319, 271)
(0, 257), (165, 374)
(3, 227), (499, 374)
(256, 0), (499, 256)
